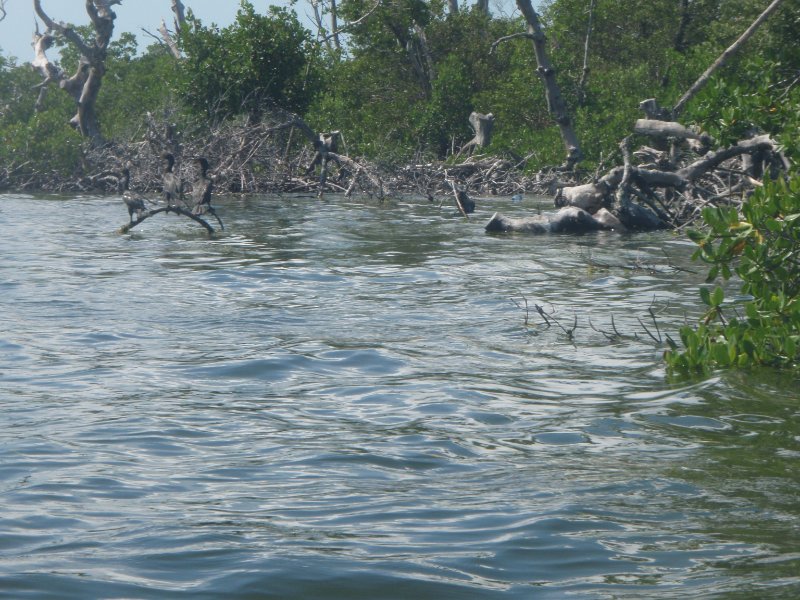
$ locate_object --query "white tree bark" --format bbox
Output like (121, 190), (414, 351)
(556, 134), (781, 217)
(32, 0), (121, 145)
(515, 0), (583, 170)
(634, 119), (704, 141)
(157, 0), (185, 59)
(457, 112), (495, 157)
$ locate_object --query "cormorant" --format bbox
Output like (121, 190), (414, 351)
(190, 157), (213, 216)
(161, 152), (182, 211)
(120, 165), (147, 223)
(190, 157), (224, 229)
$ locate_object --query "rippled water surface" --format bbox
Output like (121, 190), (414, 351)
(1, 193), (798, 599)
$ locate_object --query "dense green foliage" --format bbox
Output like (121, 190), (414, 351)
(177, 2), (320, 123)
(665, 175), (800, 372)
(660, 7), (800, 374)
(2, 0), (798, 172)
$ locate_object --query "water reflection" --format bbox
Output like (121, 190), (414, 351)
(0, 193), (798, 599)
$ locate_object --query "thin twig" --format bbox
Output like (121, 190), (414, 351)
(489, 32), (536, 55)
(510, 296), (530, 327)
(535, 304), (576, 339)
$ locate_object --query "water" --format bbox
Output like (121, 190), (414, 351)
(1, 193), (798, 599)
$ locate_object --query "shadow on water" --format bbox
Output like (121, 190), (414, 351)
(0, 193), (798, 599)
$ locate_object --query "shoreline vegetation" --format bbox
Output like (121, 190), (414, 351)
(0, 1), (796, 229)
(0, 103), (790, 230)
(1, 0), (797, 369)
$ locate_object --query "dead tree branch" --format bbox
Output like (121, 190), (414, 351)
(577, 0), (596, 106)
(157, 0), (185, 59)
(118, 206), (216, 235)
(320, 0), (380, 44)
(449, 180), (470, 218)
(456, 112), (495, 158)
(672, 0), (786, 117)
(489, 32), (536, 55)
(515, 0), (583, 170)
(31, 0), (121, 144)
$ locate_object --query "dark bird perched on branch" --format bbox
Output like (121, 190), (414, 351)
(190, 157), (213, 214)
(190, 157), (224, 229)
(120, 165), (147, 223)
(161, 152), (182, 212)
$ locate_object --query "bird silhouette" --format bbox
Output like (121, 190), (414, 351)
(161, 152), (182, 212)
(120, 165), (147, 223)
(190, 157), (213, 215)
(190, 157), (224, 229)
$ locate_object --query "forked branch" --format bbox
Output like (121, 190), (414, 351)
(118, 206), (217, 235)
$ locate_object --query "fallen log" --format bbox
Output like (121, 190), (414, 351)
(634, 119), (706, 141)
(485, 206), (624, 234)
(555, 131), (784, 230)
(677, 134), (779, 181)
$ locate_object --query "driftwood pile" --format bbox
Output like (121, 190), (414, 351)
(2, 104), (791, 236)
(1, 104), (544, 205)
(486, 102), (791, 234)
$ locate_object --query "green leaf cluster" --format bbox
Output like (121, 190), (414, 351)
(177, 1), (320, 123)
(666, 176), (800, 372)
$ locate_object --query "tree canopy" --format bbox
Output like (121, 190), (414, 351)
(1, 0), (798, 182)
(177, 2), (320, 123)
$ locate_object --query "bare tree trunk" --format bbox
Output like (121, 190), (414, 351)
(672, 0), (786, 118)
(158, 20), (181, 59)
(318, 0), (380, 52)
(309, 0), (343, 54)
(633, 119), (707, 141)
(469, 112), (494, 147)
(673, 0), (691, 53)
(408, 23), (435, 100)
(32, 0), (121, 146)
(170, 0), (185, 27)
(329, 0), (341, 51)
(576, 0), (596, 107)
(0, 1), (7, 22)
(457, 112), (495, 157)
(158, 0), (185, 59)
(515, 0), (583, 170)
(475, 0), (489, 15)
(310, 0), (335, 55)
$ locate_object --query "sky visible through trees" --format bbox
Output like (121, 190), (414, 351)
(0, 0), (538, 61)
(0, 1), (245, 60)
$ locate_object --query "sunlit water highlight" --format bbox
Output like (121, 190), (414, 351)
(1, 193), (798, 599)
